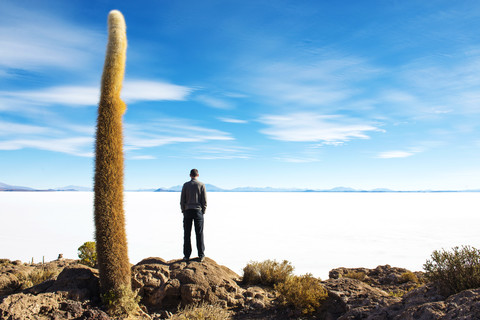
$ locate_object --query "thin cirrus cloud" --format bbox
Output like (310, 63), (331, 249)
(129, 155), (157, 160)
(0, 80), (193, 109)
(259, 113), (381, 143)
(274, 156), (320, 163)
(190, 145), (253, 160)
(0, 3), (103, 73)
(377, 151), (415, 159)
(238, 54), (382, 110)
(0, 120), (94, 157)
(124, 119), (233, 152)
(218, 117), (248, 124)
(195, 95), (234, 109)
(0, 137), (93, 157)
(0, 117), (233, 158)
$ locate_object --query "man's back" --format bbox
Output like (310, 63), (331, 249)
(180, 179), (207, 213)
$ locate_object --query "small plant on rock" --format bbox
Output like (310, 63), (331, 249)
(78, 241), (97, 268)
(172, 302), (231, 320)
(275, 273), (328, 315)
(242, 259), (294, 287)
(423, 245), (480, 296)
(399, 271), (419, 284)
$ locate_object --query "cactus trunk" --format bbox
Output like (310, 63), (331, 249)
(94, 10), (131, 299)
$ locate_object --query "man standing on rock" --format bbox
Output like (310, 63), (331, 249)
(180, 169), (207, 262)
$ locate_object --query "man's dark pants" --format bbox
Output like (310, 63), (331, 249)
(183, 209), (205, 259)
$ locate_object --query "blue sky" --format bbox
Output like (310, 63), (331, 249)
(1, 0), (479, 190)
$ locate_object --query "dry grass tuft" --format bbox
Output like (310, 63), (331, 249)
(399, 271), (419, 284)
(242, 259), (294, 287)
(172, 302), (231, 320)
(275, 273), (328, 315)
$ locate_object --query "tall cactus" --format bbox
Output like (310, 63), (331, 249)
(94, 10), (133, 313)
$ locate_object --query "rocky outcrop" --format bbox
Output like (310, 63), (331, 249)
(329, 265), (424, 295)
(320, 278), (401, 319)
(132, 257), (274, 312)
(324, 266), (480, 320)
(0, 264), (109, 320)
(366, 284), (480, 320)
(0, 259), (78, 296)
(1, 259), (480, 319)
(0, 293), (110, 320)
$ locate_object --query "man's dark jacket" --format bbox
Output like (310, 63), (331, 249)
(180, 179), (207, 213)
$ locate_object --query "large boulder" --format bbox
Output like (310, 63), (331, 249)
(367, 285), (480, 320)
(0, 259), (78, 296)
(321, 277), (401, 320)
(0, 292), (110, 320)
(329, 265), (424, 295)
(0, 264), (108, 320)
(325, 266), (480, 320)
(132, 257), (274, 312)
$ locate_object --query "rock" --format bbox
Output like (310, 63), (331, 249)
(320, 277), (401, 320)
(329, 265), (424, 295)
(0, 261), (108, 320)
(366, 286), (480, 320)
(132, 257), (273, 312)
(0, 258), (80, 296)
(44, 265), (100, 302)
(4, 259), (478, 320)
(0, 292), (111, 320)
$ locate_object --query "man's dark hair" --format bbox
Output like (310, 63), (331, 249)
(190, 169), (199, 177)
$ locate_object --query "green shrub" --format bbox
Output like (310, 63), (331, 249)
(275, 273), (328, 315)
(423, 245), (480, 296)
(344, 271), (366, 281)
(172, 302), (231, 320)
(242, 259), (294, 287)
(78, 241), (97, 268)
(399, 271), (419, 284)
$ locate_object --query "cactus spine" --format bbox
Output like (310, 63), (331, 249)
(94, 10), (132, 308)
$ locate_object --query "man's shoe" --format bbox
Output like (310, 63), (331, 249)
(199, 256), (205, 263)
(183, 257), (190, 262)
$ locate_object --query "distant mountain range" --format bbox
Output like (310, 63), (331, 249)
(1, 181), (479, 193)
(0, 182), (92, 192)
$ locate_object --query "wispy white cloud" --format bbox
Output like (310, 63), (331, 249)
(274, 156), (320, 163)
(396, 52), (480, 116)
(0, 3), (103, 73)
(125, 118), (233, 151)
(0, 80), (193, 109)
(317, 141), (345, 147)
(0, 137), (93, 157)
(123, 80), (193, 103)
(195, 95), (234, 109)
(259, 113), (381, 142)
(376, 151), (415, 159)
(218, 117), (248, 124)
(191, 145), (253, 160)
(1, 86), (99, 106)
(236, 53), (382, 111)
(129, 155), (156, 160)
(0, 116), (233, 157)
(0, 121), (53, 135)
